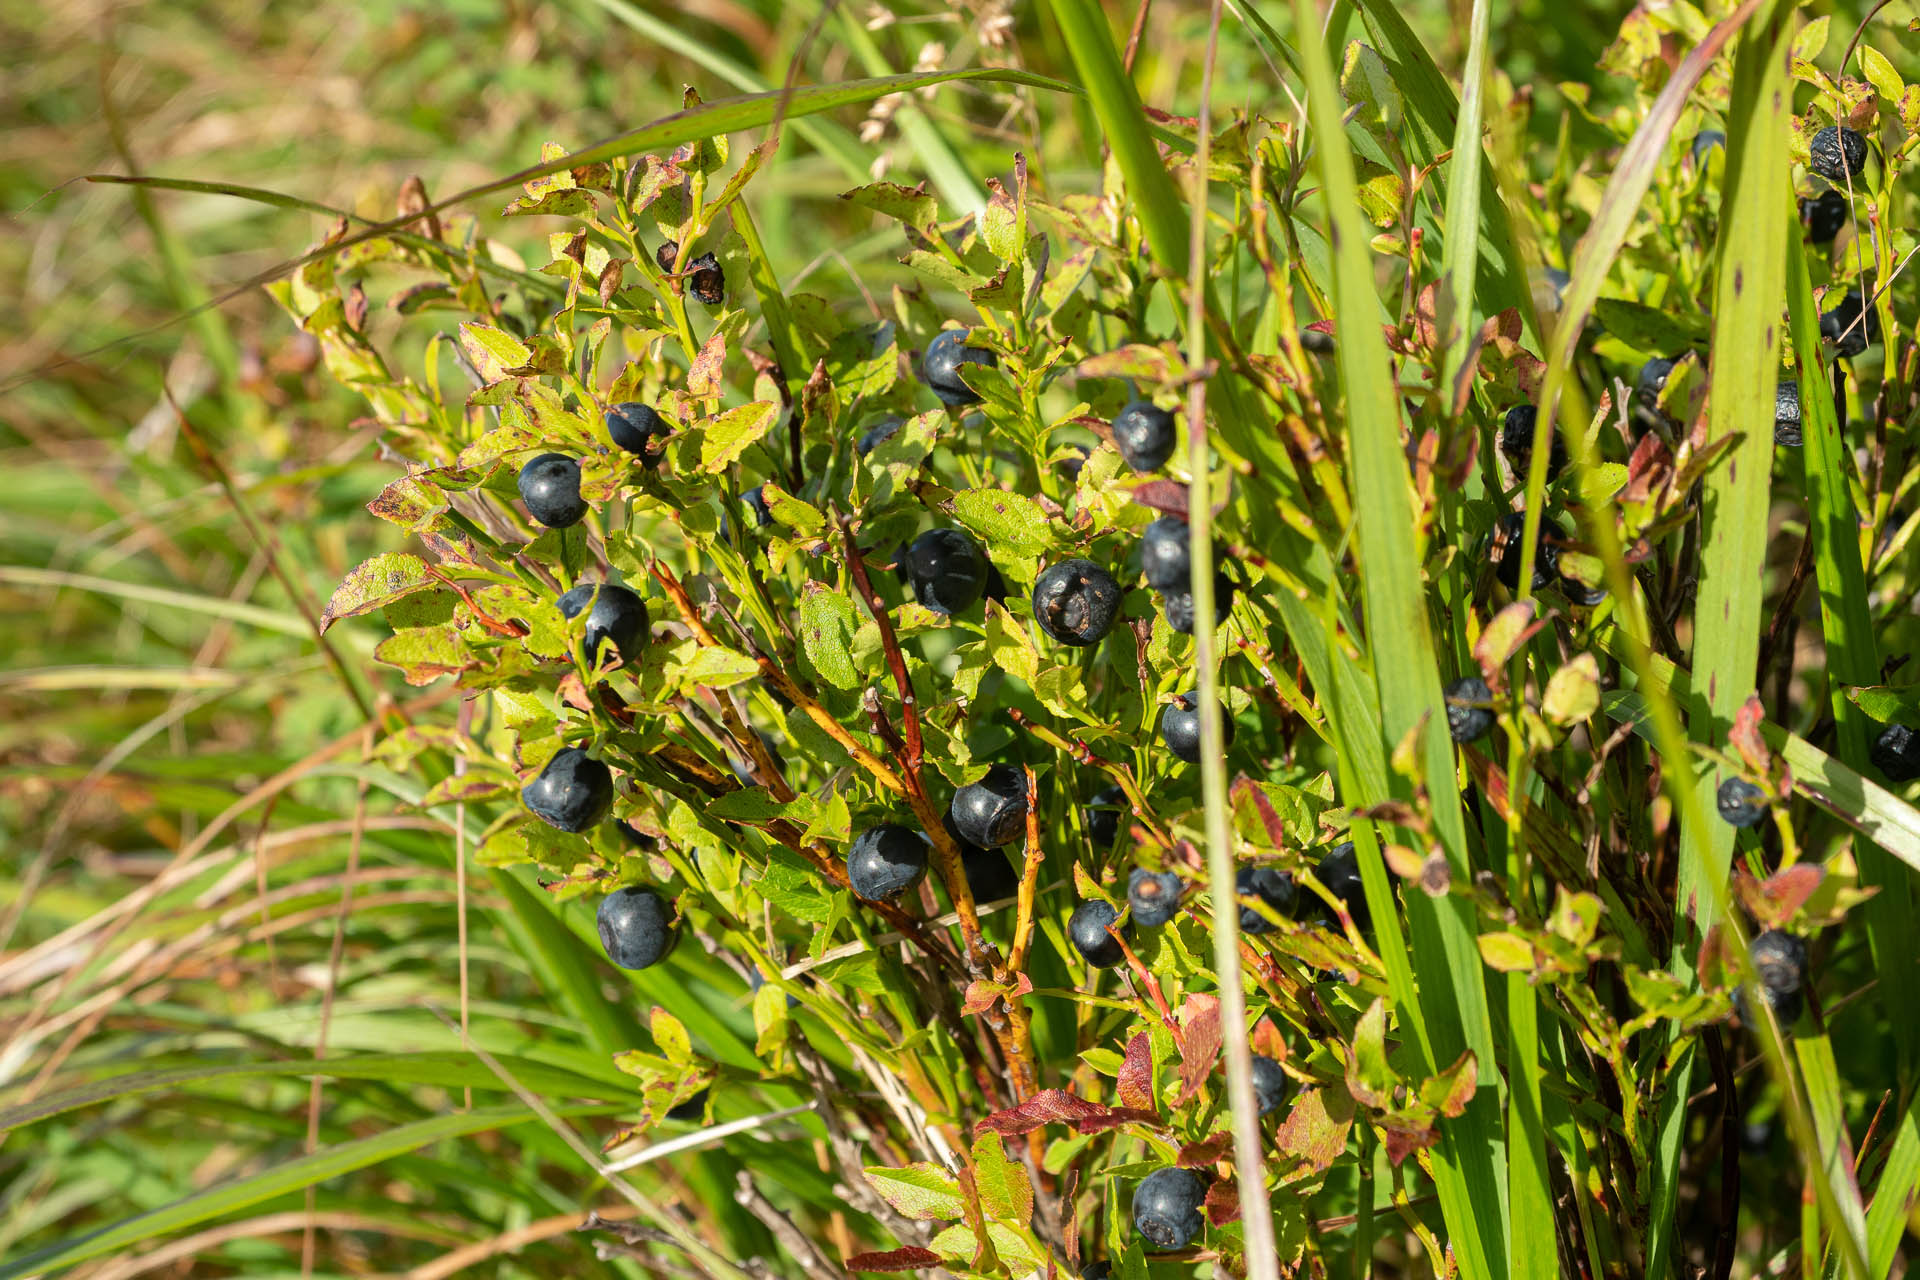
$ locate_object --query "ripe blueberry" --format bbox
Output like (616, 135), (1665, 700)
(1128, 867), (1183, 928)
(900, 528), (989, 615)
(1139, 515), (1191, 591)
(1690, 129), (1725, 160)
(656, 239), (725, 305)
(950, 763), (1030, 849)
(846, 824), (931, 901)
(1316, 842), (1370, 932)
(1808, 126), (1868, 183)
(523, 747), (614, 832)
(1773, 379), (1802, 447)
(1739, 929), (1809, 1027)
(1249, 1053), (1287, 1115)
(666, 1086), (710, 1122)
(857, 416), (904, 455)
(1500, 405), (1567, 480)
(741, 485), (773, 528)
(1112, 399), (1177, 473)
(1800, 189), (1849, 244)
(1081, 1263), (1112, 1280)
(1131, 1167), (1206, 1251)
(1068, 899), (1126, 967)
(607, 402), (668, 456)
(1821, 289), (1878, 357)
(1236, 865), (1296, 934)
(1635, 355), (1684, 431)
(1086, 784), (1126, 849)
(1162, 690), (1233, 764)
(1490, 510), (1558, 593)
(596, 885), (675, 969)
(1716, 777), (1768, 828)
(1033, 559), (1122, 646)
(1162, 572), (1235, 635)
(922, 329), (996, 407)
(517, 453), (588, 529)
(557, 581), (650, 665)
(1870, 722), (1920, 782)
(963, 844), (1020, 904)
(1444, 676), (1495, 743)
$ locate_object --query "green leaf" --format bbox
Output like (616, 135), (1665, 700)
(842, 181), (940, 233)
(971, 1133), (1034, 1227)
(952, 489), (1052, 559)
(700, 401), (779, 472)
(800, 583), (862, 690)
(862, 1163), (966, 1222)
(673, 647), (761, 690)
(983, 600), (1039, 684)
(320, 554), (435, 631)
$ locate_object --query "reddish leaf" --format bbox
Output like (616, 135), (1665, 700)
(1203, 1178), (1241, 1226)
(1380, 1120), (1440, 1167)
(961, 973), (1032, 1016)
(845, 1247), (942, 1273)
(1177, 1131), (1232, 1168)
(1735, 864), (1825, 930)
(1230, 776), (1290, 851)
(1275, 1088), (1353, 1175)
(1729, 693), (1772, 773)
(974, 1089), (1159, 1136)
(1116, 1032), (1156, 1112)
(1175, 994), (1222, 1104)
(1250, 1018), (1287, 1062)
(1130, 480), (1190, 518)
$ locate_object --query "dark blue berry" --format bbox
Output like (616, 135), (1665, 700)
(1128, 867), (1183, 928)
(950, 763), (1029, 849)
(557, 581), (650, 665)
(846, 824), (930, 901)
(1774, 379), (1802, 447)
(1033, 559), (1121, 646)
(1870, 722), (1920, 782)
(1316, 842), (1370, 933)
(1068, 899), (1126, 967)
(1500, 404), (1567, 480)
(1800, 189), (1849, 244)
(1249, 1053), (1287, 1115)
(517, 453), (587, 529)
(1162, 573), (1234, 635)
(1086, 785), (1126, 849)
(1716, 777), (1769, 828)
(1808, 126), (1867, 183)
(607, 402), (668, 455)
(1131, 1167), (1206, 1251)
(665, 1086), (710, 1122)
(1162, 690), (1232, 764)
(1236, 865), (1296, 934)
(522, 747), (613, 832)
(1444, 676), (1495, 743)
(857, 416), (905, 455)
(597, 886), (675, 969)
(1821, 289), (1878, 358)
(1491, 510), (1557, 593)
(922, 329), (996, 407)
(1737, 929), (1809, 1028)
(1112, 399), (1177, 473)
(901, 528), (989, 615)
(1140, 515), (1191, 591)
(657, 239), (724, 305)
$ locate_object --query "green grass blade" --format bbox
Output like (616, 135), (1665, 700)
(1864, 1094), (1920, 1276)
(1796, 1031), (1872, 1266)
(1786, 229), (1917, 1076)
(488, 868), (644, 1058)
(1287, 3), (1505, 1276)
(0, 1102), (626, 1279)
(573, 0), (875, 185)
(0, 1053), (636, 1135)
(0, 567), (308, 637)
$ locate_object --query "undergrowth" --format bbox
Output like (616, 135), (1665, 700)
(7, 2), (1920, 1279)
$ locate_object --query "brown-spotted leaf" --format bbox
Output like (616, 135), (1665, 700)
(1275, 1087), (1353, 1175)
(861, 1164), (965, 1221)
(845, 1247), (943, 1273)
(1380, 1118), (1440, 1166)
(1076, 343), (1182, 383)
(1729, 692), (1771, 773)
(321, 553), (435, 631)
(1116, 1032), (1155, 1112)
(974, 1089), (1160, 1136)
(1418, 1050), (1477, 1119)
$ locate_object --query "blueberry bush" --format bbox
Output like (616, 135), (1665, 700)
(12, 2), (1920, 1279)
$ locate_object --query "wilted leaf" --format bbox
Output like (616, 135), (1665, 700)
(322, 554), (436, 631)
(845, 1247), (942, 1273)
(1202, 1178), (1239, 1225)
(1273, 1087), (1353, 1175)
(1175, 994), (1221, 1104)
(1176, 1131), (1231, 1168)
(1116, 1032), (1156, 1112)
(974, 1089), (1160, 1136)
